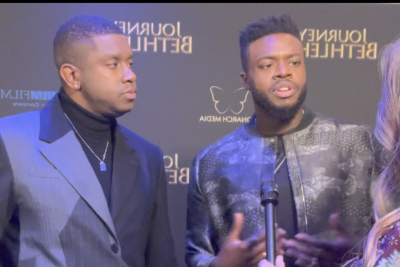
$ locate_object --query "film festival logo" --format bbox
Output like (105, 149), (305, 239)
(115, 21), (192, 54)
(164, 153), (189, 185)
(0, 89), (57, 109)
(301, 28), (378, 60)
(199, 86), (251, 123)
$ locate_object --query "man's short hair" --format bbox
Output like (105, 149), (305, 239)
(239, 14), (301, 72)
(53, 14), (124, 69)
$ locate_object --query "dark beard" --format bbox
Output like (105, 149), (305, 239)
(80, 83), (129, 118)
(250, 82), (307, 122)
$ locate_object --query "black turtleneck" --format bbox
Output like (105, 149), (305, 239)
(59, 88), (116, 209)
(253, 108), (315, 267)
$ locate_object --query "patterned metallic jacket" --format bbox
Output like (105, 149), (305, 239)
(185, 108), (379, 267)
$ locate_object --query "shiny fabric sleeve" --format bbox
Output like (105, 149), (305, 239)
(145, 148), (178, 267)
(343, 126), (375, 238)
(0, 134), (18, 267)
(185, 154), (217, 267)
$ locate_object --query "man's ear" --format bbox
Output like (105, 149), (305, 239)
(240, 72), (250, 91)
(59, 63), (82, 90)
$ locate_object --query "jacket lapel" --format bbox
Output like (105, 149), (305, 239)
(109, 126), (140, 220)
(38, 93), (119, 244)
(283, 134), (308, 233)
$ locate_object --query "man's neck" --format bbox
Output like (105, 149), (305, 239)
(59, 88), (116, 137)
(255, 105), (304, 136)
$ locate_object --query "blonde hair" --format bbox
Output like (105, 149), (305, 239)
(362, 36), (400, 267)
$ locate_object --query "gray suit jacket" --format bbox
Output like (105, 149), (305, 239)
(0, 94), (177, 267)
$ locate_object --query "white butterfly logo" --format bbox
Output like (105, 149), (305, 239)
(210, 86), (250, 115)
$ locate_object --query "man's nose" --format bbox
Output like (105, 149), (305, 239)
(274, 62), (292, 79)
(124, 65), (136, 83)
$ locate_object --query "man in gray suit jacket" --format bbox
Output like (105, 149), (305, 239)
(0, 14), (178, 267)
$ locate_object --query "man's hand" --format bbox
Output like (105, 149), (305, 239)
(284, 213), (357, 267)
(212, 213), (266, 267)
(212, 213), (287, 267)
(258, 255), (285, 267)
(249, 223), (287, 264)
(276, 224), (287, 256)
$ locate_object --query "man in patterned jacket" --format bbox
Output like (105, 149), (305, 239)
(185, 14), (378, 267)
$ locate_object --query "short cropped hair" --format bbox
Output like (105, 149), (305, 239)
(53, 14), (124, 69)
(239, 14), (301, 72)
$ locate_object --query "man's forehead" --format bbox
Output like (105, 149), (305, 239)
(93, 34), (130, 52)
(249, 33), (303, 57)
(76, 34), (131, 57)
(91, 34), (129, 46)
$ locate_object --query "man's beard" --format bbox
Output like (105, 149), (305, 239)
(81, 83), (129, 118)
(250, 81), (307, 122)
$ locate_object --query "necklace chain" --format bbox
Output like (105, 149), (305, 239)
(253, 113), (290, 174)
(274, 155), (286, 174)
(64, 113), (109, 166)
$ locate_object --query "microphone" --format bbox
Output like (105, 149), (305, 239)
(260, 181), (279, 265)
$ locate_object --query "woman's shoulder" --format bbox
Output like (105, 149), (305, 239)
(374, 220), (400, 266)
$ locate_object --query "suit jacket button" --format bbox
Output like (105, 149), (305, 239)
(111, 243), (119, 253)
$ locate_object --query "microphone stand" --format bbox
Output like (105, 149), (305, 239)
(260, 181), (279, 265)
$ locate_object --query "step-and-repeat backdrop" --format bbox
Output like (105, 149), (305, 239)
(1, 3), (399, 266)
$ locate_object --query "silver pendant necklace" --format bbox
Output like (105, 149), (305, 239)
(64, 113), (109, 171)
(254, 115), (289, 174)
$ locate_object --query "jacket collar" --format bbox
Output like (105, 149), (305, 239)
(37, 92), (121, 246)
(39, 91), (72, 143)
(245, 105), (316, 138)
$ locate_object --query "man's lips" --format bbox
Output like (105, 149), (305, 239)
(123, 90), (136, 100)
(272, 82), (297, 99)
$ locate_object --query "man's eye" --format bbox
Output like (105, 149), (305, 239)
(261, 64), (273, 69)
(108, 63), (118, 68)
(291, 61), (301, 66)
